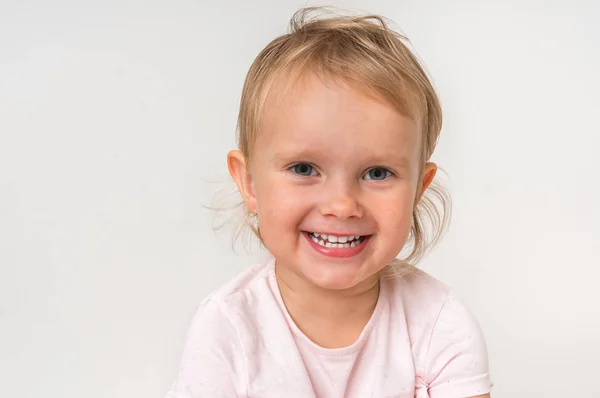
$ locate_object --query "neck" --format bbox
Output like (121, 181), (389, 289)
(275, 263), (380, 348)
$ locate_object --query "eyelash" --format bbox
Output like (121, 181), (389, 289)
(288, 163), (395, 181)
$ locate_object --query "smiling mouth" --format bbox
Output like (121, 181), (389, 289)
(306, 232), (367, 248)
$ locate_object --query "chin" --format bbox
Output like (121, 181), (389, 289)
(299, 260), (378, 291)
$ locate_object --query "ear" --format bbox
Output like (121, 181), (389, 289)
(416, 162), (437, 202)
(227, 150), (258, 213)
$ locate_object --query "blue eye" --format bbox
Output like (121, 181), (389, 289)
(364, 167), (392, 181)
(290, 163), (316, 176)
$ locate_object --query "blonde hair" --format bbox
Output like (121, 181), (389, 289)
(226, 7), (450, 274)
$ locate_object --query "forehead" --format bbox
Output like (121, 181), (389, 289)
(256, 71), (421, 164)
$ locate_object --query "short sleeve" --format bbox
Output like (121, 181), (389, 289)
(165, 300), (244, 398)
(423, 293), (492, 398)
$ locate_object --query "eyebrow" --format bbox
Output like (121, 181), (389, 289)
(363, 154), (413, 172)
(272, 149), (413, 171)
(272, 148), (329, 163)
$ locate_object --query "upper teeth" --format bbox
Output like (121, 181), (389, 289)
(311, 233), (361, 243)
(309, 232), (364, 248)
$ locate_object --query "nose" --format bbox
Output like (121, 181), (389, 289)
(318, 180), (363, 220)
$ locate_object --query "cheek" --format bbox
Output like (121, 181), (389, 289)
(255, 183), (311, 256)
(377, 191), (415, 231)
(255, 178), (310, 229)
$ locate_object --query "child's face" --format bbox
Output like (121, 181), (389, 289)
(229, 72), (435, 291)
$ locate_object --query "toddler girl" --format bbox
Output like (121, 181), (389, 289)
(167, 7), (492, 398)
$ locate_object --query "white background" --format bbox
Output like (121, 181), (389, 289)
(1, 0), (599, 397)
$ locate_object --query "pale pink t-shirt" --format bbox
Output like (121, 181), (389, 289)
(167, 257), (492, 398)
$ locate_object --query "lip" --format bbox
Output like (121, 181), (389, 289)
(303, 231), (370, 258)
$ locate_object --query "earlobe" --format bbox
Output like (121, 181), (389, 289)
(227, 150), (257, 213)
(417, 162), (437, 202)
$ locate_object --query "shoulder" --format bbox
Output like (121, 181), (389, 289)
(204, 255), (273, 301)
(199, 255), (275, 317)
(385, 267), (453, 354)
(386, 267), (492, 397)
(181, 256), (275, 351)
(185, 255), (293, 356)
(388, 267), (484, 332)
(387, 266), (487, 357)
(387, 267), (451, 324)
(167, 256), (280, 397)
